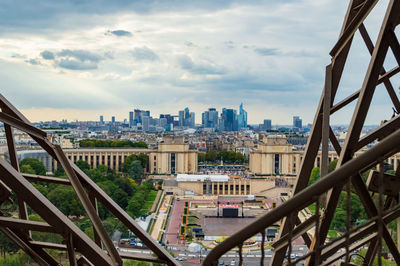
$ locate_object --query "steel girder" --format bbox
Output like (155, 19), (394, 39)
(0, 94), (179, 265)
(204, 0), (400, 265)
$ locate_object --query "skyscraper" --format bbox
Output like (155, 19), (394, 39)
(189, 112), (195, 128)
(111, 116), (115, 123)
(202, 108), (219, 128)
(184, 107), (190, 126)
(142, 116), (150, 131)
(221, 108), (238, 131)
(179, 110), (184, 126)
(293, 116), (302, 129)
(238, 103), (248, 129)
(129, 111), (134, 127)
(263, 119), (272, 130)
(178, 107), (195, 128)
(99, 115), (104, 124)
(134, 109), (142, 125)
(160, 114), (173, 124)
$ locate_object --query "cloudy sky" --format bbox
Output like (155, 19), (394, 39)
(0, 0), (397, 125)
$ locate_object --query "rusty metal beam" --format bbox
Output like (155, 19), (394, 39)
(0, 113), (47, 139)
(203, 127), (400, 265)
(22, 173), (71, 185)
(0, 158), (113, 265)
(359, 23), (400, 112)
(321, 233), (377, 266)
(355, 114), (400, 151)
(5, 123), (29, 237)
(0, 227), (55, 266)
(88, 190), (101, 247)
(271, 215), (316, 251)
(307, 3), (400, 264)
(53, 145), (122, 266)
(329, 126), (342, 155)
(71, 164), (178, 265)
(0, 216), (58, 233)
(119, 252), (168, 263)
(271, 0), (360, 263)
(330, 0), (378, 57)
(0, 96), (178, 265)
(67, 234), (78, 266)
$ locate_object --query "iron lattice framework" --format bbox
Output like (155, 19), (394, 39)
(0, 94), (179, 265)
(204, 0), (400, 265)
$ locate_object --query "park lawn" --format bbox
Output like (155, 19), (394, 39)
(142, 190), (159, 213)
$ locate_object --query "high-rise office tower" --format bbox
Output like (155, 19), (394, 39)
(134, 109), (142, 125)
(293, 116), (302, 129)
(202, 108), (219, 128)
(263, 119), (272, 130)
(189, 112), (195, 128)
(238, 103), (248, 129)
(179, 110), (184, 126)
(100, 115), (104, 124)
(221, 108), (238, 131)
(129, 111), (134, 127)
(111, 116), (115, 123)
(142, 116), (150, 131)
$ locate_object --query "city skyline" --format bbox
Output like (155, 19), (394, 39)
(0, 1), (394, 125)
(35, 103), (305, 128)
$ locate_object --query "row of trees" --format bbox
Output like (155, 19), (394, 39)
(79, 139), (148, 148)
(198, 149), (247, 163)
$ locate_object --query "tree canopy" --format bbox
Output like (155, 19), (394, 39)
(79, 139), (148, 148)
(19, 158), (46, 175)
(121, 154), (148, 174)
(198, 149), (247, 163)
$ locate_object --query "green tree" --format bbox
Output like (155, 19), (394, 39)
(47, 186), (85, 217)
(132, 141), (148, 148)
(19, 158), (46, 175)
(206, 149), (218, 162)
(20, 164), (35, 174)
(112, 189), (129, 209)
(331, 208), (346, 231)
(79, 139), (148, 148)
(122, 154), (138, 173)
(53, 165), (66, 177)
(0, 231), (18, 257)
(308, 167), (320, 185)
(328, 159), (338, 173)
(127, 192), (146, 218)
(129, 160), (144, 180)
(76, 160), (90, 171)
(198, 153), (206, 162)
(137, 153), (149, 170)
(337, 191), (365, 227)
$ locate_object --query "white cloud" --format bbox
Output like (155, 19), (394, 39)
(0, 0), (395, 125)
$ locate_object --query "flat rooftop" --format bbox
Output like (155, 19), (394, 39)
(176, 174), (230, 182)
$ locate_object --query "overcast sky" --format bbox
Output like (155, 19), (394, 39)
(0, 0), (397, 125)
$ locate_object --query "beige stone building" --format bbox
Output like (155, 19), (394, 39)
(62, 148), (150, 171)
(250, 135), (302, 175)
(149, 136), (197, 174)
(249, 135), (394, 175)
(175, 174), (275, 196)
(58, 136), (197, 174)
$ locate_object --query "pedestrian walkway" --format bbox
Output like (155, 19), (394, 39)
(166, 199), (186, 244)
(151, 195), (171, 240)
